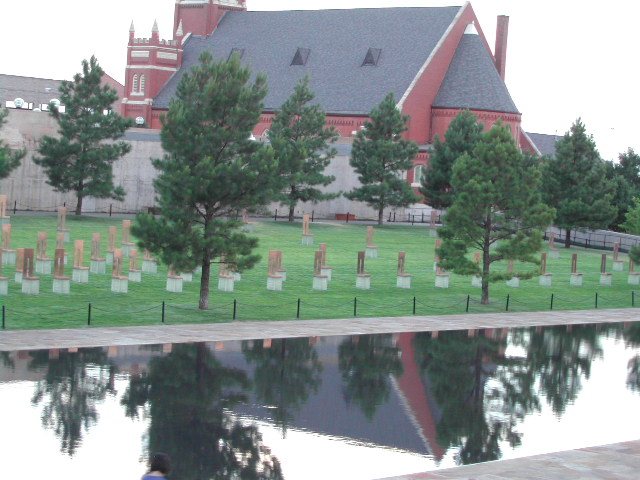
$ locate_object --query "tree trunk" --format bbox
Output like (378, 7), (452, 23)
(288, 205), (295, 222)
(378, 207), (384, 226)
(75, 180), (84, 215)
(198, 249), (211, 310)
(481, 230), (491, 304)
(564, 229), (571, 248)
(75, 195), (83, 216)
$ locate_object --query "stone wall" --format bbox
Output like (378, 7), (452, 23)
(0, 109), (399, 219)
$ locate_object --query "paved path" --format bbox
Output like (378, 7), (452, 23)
(1, 308), (639, 479)
(1, 308), (638, 351)
(376, 440), (640, 480)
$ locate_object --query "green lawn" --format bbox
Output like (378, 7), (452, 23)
(1, 214), (637, 330)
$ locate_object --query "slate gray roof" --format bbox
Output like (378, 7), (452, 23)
(154, 7), (463, 113)
(0, 74), (62, 108)
(433, 33), (519, 114)
(526, 132), (562, 158)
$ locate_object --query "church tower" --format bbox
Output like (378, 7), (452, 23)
(122, 21), (183, 126)
(173, 0), (247, 38)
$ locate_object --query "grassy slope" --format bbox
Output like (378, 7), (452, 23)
(1, 214), (636, 330)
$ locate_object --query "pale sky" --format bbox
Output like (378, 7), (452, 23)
(2, 0), (638, 160)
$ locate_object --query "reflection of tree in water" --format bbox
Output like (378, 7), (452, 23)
(513, 324), (602, 415)
(29, 348), (115, 456)
(338, 334), (404, 420)
(413, 329), (528, 465)
(121, 342), (283, 480)
(620, 322), (640, 392)
(242, 337), (322, 436)
(0, 351), (15, 369)
(413, 324), (603, 466)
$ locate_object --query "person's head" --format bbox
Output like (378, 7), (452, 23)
(149, 452), (171, 475)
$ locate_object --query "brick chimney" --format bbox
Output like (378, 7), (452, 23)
(494, 15), (509, 80)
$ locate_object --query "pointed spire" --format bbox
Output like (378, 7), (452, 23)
(176, 19), (184, 37)
(129, 21), (135, 33)
(152, 19), (159, 33)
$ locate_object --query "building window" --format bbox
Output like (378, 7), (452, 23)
(132, 74), (139, 94)
(412, 164), (425, 187)
(139, 75), (146, 94)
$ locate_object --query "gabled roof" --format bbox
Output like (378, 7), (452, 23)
(154, 7), (463, 113)
(526, 132), (562, 158)
(433, 30), (519, 114)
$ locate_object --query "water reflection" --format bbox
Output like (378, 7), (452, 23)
(338, 334), (404, 420)
(242, 337), (323, 436)
(1, 321), (638, 479)
(121, 342), (283, 480)
(29, 347), (116, 456)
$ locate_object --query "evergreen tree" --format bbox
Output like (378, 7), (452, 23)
(33, 56), (132, 215)
(420, 110), (483, 209)
(0, 109), (25, 178)
(438, 121), (554, 304)
(622, 197), (640, 264)
(345, 93), (419, 225)
(132, 52), (278, 310)
(540, 119), (616, 247)
(269, 76), (339, 222)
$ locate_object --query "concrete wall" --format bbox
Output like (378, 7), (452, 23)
(0, 109), (394, 219)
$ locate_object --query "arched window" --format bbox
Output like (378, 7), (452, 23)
(412, 164), (425, 187)
(132, 74), (139, 94)
(139, 75), (146, 94)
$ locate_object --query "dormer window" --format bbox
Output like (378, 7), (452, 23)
(228, 48), (245, 60)
(362, 48), (382, 67)
(291, 48), (310, 66)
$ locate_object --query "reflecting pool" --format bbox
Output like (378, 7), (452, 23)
(1, 322), (640, 480)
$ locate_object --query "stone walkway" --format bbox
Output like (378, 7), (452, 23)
(1, 308), (639, 479)
(1, 308), (638, 351)
(376, 440), (640, 480)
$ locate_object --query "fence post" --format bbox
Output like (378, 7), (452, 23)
(311, 211), (315, 222)
(633, 291), (636, 308)
(109, 204), (112, 216)
(413, 296), (416, 315)
(595, 292), (598, 309)
(346, 212), (350, 223)
(233, 299), (237, 320)
(13, 201), (16, 215)
(466, 295), (470, 313)
(506, 294), (510, 312)
(393, 212), (396, 222)
(161, 301), (165, 323)
(388, 211), (392, 222)
(87, 303), (92, 326)
(274, 209), (278, 222)
(550, 293), (554, 311)
(296, 298), (301, 319)
(353, 297), (357, 316)
(2, 305), (4, 329)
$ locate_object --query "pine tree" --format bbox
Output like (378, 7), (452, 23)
(269, 76), (339, 222)
(438, 121), (554, 304)
(540, 119), (616, 247)
(345, 93), (419, 224)
(421, 110), (483, 209)
(132, 51), (278, 310)
(0, 109), (25, 179)
(622, 197), (640, 265)
(33, 56), (132, 215)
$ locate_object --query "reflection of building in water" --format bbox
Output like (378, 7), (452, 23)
(0, 344), (165, 383)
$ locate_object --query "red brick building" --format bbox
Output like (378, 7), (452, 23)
(122, 1), (543, 199)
